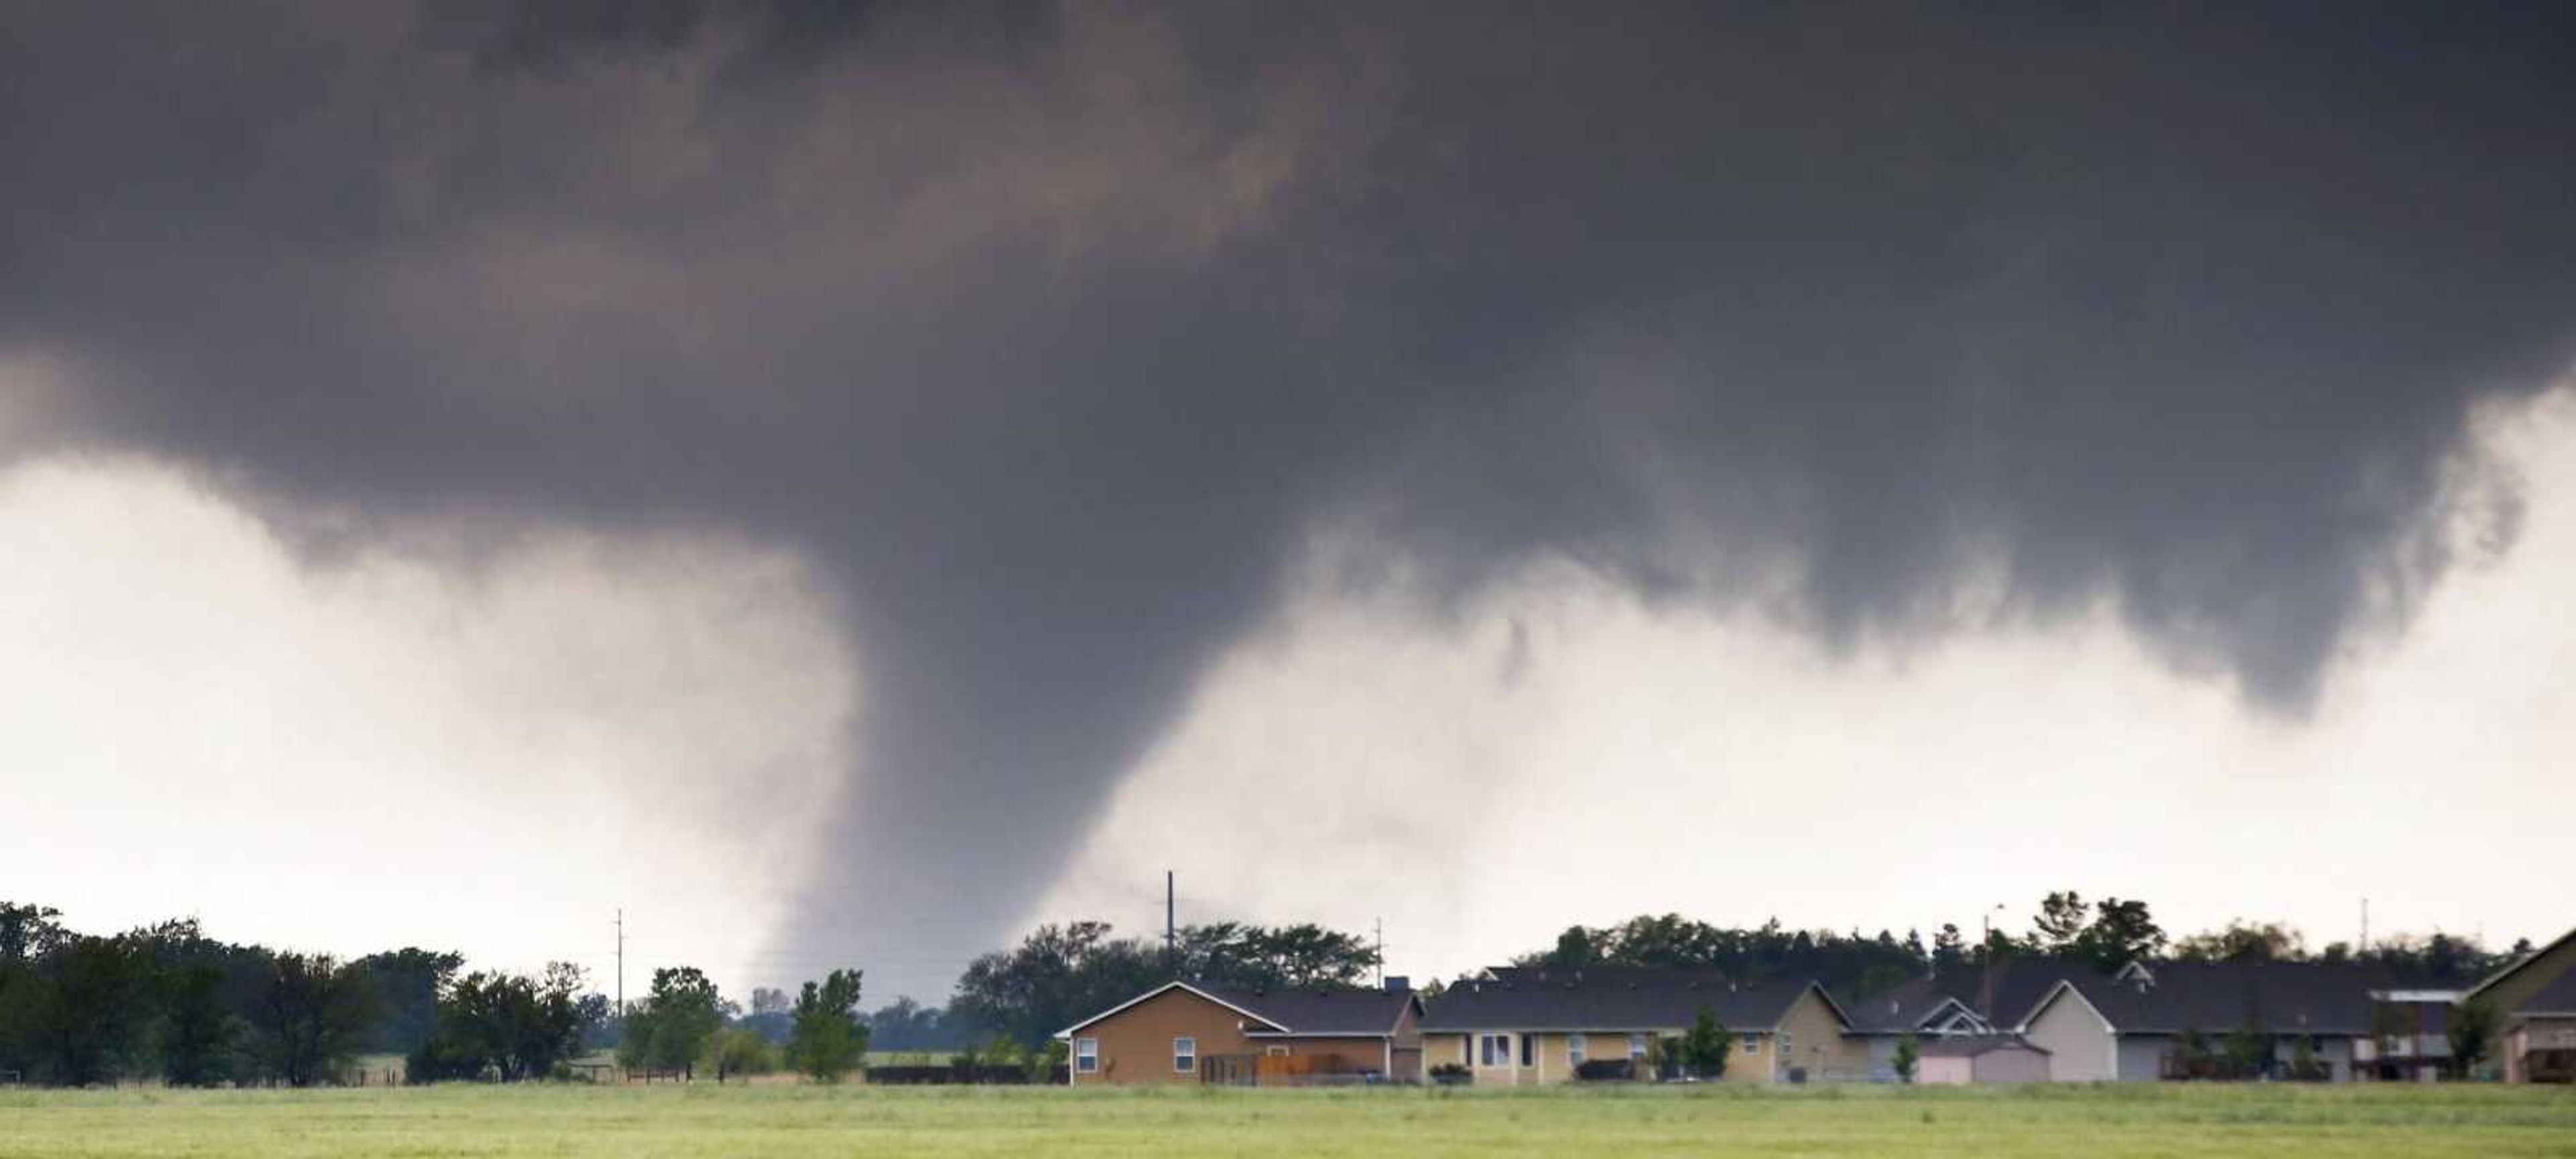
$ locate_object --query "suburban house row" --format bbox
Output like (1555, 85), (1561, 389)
(1052, 924), (2576, 1087)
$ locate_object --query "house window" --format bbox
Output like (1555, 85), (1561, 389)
(1568, 1034), (1588, 1065)
(1627, 1033), (1649, 1060)
(1741, 1034), (1761, 1054)
(1266, 1046), (1291, 1058)
(1779, 1031), (1794, 1055)
(1521, 1034), (1535, 1067)
(1173, 1036), (1196, 1073)
(1074, 1037), (1099, 1074)
(1481, 1034), (1511, 1066)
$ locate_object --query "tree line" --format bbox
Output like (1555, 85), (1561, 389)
(1514, 892), (2527, 999)
(4, 893), (2524, 1087)
(0, 901), (879, 1087)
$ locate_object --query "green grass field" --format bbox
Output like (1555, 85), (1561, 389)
(2, 1083), (2571, 1158)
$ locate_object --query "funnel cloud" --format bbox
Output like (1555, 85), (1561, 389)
(4, 2), (2573, 997)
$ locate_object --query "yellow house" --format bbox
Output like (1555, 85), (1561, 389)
(1419, 966), (1868, 1085)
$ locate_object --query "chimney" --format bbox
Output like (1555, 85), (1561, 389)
(1384, 976), (1410, 995)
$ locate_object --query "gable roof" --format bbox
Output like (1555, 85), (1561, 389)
(2032, 961), (2377, 1036)
(1215, 985), (1421, 1036)
(1055, 980), (1417, 1040)
(1933, 954), (2108, 1029)
(1840, 979), (1986, 1035)
(2464, 926), (2576, 1014)
(2518, 967), (2576, 1015)
(1918, 1033), (2049, 1058)
(1420, 966), (1847, 1034)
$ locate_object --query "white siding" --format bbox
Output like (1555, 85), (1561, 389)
(1972, 1047), (2051, 1084)
(2023, 987), (2117, 1082)
(2114, 1036), (2165, 1081)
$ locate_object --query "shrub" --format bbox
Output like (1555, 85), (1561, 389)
(1572, 1058), (1635, 1081)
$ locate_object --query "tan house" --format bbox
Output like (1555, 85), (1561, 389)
(1417, 965), (1866, 1085)
(2461, 926), (2576, 1083)
(1055, 980), (1424, 1087)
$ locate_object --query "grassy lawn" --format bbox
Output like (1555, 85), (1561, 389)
(1, 1083), (2571, 1158)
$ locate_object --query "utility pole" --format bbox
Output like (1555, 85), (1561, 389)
(2360, 897), (2369, 955)
(1374, 918), (1385, 990)
(1165, 871), (1176, 969)
(616, 908), (626, 1021)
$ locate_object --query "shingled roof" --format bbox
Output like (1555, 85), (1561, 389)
(1208, 985), (1419, 1036)
(1933, 954), (2108, 1028)
(1420, 965), (1847, 1033)
(1056, 981), (1417, 1039)
(1918, 1033), (2049, 1058)
(2463, 925), (2576, 1015)
(2038, 960), (2378, 1035)
(1839, 978), (1984, 1035)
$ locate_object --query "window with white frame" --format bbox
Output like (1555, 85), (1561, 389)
(1481, 1034), (1510, 1066)
(1266, 1046), (1291, 1057)
(1173, 1036), (1196, 1073)
(1627, 1033), (1649, 1060)
(1568, 1034), (1588, 1064)
(1741, 1033), (1761, 1054)
(1779, 1030), (1794, 1055)
(1074, 1037), (1099, 1074)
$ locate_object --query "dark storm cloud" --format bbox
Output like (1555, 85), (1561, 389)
(4, 1), (2572, 995)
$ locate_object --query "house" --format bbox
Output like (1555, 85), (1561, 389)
(2019, 960), (2375, 1081)
(1838, 977), (1996, 1081)
(2461, 926), (2576, 1083)
(1932, 954), (2108, 1030)
(1915, 1034), (2051, 1084)
(1418, 965), (1867, 1084)
(2355, 985), (2459, 1082)
(1054, 979), (1424, 1087)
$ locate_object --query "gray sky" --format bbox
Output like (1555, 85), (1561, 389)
(3, 2), (2573, 1001)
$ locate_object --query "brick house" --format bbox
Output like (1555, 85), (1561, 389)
(1055, 979), (1424, 1086)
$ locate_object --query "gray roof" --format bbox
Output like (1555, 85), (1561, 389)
(2047, 961), (2377, 1035)
(1058, 981), (1415, 1038)
(2464, 925), (2576, 1015)
(2518, 965), (2576, 1015)
(1203, 985), (1417, 1036)
(1420, 966), (1844, 1033)
(1935, 955), (2106, 1028)
(1841, 979), (1974, 1034)
(1917, 1034), (2049, 1058)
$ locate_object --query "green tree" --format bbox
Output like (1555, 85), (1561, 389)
(2173, 920), (2305, 963)
(244, 952), (380, 1087)
(2449, 995), (2498, 1079)
(634, 967), (724, 1075)
(708, 1027), (775, 1081)
(2288, 1036), (2322, 1081)
(1680, 1005), (1731, 1080)
(1892, 1032), (1919, 1084)
(423, 962), (590, 1082)
(1542, 926), (1601, 971)
(8, 934), (148, 1087)
(2222, 985), (2271, 1080)
(2174, 1024), (2211, 1080)
(1854, 962), (1909, 999)
(2032, 891), (2088, 954)
(2073, 898), (2165, 972)
(788, 968), (870, 1083)
(355, 948), (463, 1056)
(157, 962), (236, 1087)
